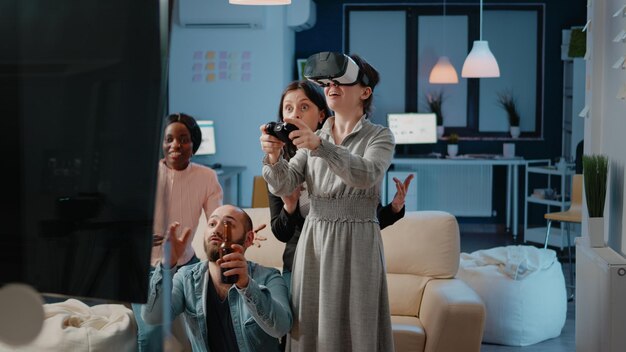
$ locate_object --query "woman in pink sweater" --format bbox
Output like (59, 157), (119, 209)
(135, 112), (223, 351)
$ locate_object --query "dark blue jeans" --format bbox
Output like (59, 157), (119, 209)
(132, 255), (200, 352)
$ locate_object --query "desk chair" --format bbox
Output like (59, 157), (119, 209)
(251, 176), (269, 208)
(544, 174), (582, 299)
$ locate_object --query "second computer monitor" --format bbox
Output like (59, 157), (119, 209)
(195, 120), (217, 156)
(387, 113), (437, 144)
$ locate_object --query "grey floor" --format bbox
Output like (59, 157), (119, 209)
(459, 227), (575, 352)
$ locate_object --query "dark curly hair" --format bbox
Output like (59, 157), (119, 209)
(165, 113), (202, 154)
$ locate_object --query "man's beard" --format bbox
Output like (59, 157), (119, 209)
(206, 237), (245, 262)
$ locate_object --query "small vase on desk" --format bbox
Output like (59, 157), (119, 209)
(588, 217), (605, 247)
(447, 144), (458, 157)
(510, 126), (520, 138)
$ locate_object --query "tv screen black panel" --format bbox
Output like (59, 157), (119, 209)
(0, 0), (167, 303)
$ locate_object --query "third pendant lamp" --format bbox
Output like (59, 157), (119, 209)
(461, 0), (500, 78)
(429, 0), (459, 84)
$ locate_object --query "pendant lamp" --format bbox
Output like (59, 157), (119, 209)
(229, 0), (291, 5)
(429, 0), (459, 84)
(461, 0), (500, 78)
(430, 56), (459, 83)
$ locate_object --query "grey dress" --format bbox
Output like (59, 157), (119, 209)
(262, 116), (395, 352)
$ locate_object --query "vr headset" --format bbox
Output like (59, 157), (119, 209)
(303, 52), (370, 87)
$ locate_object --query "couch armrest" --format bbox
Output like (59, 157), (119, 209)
(419, 279), (485, 352)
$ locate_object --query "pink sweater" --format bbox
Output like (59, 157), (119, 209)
(151, 160), (223, 266)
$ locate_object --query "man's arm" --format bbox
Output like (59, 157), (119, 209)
(142, 223), (192, 325)
(141, 264), (186, 325)
(235, 265), (292, 338)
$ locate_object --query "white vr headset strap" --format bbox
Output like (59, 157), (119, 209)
(335, 57), (361, 85)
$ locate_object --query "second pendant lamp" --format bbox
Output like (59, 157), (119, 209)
(461, 0), (500, 78)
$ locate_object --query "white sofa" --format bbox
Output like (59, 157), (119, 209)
(20, 208), (485, 352)
(192, 208), (487, 352)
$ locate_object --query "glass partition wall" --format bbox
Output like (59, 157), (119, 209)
(345, 3), (544, 140)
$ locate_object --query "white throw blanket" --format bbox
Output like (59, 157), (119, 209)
(460, 245), (556, 280)
(0, 298), (136, 352)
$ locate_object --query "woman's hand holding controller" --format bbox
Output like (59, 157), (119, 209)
(259, 124), (285, 165)
(284, 117), (321, 151)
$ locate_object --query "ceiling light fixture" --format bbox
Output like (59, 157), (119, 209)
(429, 0), (459, 84)
(461, 0), (500, 78)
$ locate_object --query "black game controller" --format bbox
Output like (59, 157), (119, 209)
(265, 121), (298, 145)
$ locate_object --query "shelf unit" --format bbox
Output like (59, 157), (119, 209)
(561, 28), (585, 162)
(524, 159), (576, 249)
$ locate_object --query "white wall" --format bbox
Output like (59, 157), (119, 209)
(584, 0), (626, 255)
(169, 2), (296, 207)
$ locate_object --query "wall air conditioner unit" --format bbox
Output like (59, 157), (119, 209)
(179, 0), (266, 29)
(287, 0), (316, 32)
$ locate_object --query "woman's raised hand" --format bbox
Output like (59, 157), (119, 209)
(391, 174), (415, 213)
(284, 117), (321, 151)
(259, 124), (285, 165)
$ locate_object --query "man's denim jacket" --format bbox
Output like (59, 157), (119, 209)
(142, 260), (292, 352)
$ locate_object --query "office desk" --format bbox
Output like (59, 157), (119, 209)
(216, 166), (246, 206)
(389, 157), (526, 238)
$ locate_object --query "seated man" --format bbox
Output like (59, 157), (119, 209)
(142, 205), (292, 352)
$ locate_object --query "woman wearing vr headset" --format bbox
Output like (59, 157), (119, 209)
(260, 53), (396, 352)
(268, 80), (413, 292)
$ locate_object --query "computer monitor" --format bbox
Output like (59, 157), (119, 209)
(388, 113), (438, 144)
(195, 120), (217, 156)
(387, 113), (437, 144)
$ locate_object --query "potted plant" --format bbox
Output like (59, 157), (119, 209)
(582, 154), (608, 247)
(496, 90), (521, 138)
(426, 91), (445, 138)
(447, 133), (459, 157)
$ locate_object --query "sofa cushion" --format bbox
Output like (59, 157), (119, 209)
(391, 315), (425, 352)
(382, 211), (459, 278)
(386, 273), (430, 317)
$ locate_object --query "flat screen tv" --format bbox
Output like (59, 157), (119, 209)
(0, 0), (168, 303)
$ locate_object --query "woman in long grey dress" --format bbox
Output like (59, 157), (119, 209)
(259, 54), (395, 352)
